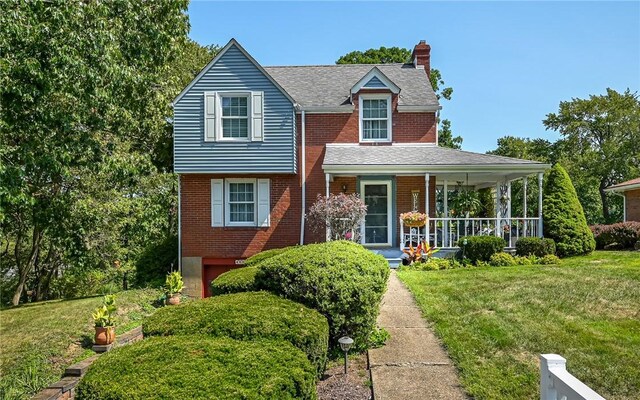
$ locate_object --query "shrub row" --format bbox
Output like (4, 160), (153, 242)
(458, 236), (506, 263)
(143, 291), (329, 376)
(256, 241), (389, 351)
(590, 222), (640, 250)
(210, 266), (259, 295)
(76, 336), (317, 400)
(515, 237), (556, 257)
(489, 252), (560, 266)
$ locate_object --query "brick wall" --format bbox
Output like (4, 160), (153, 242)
(625, 189), (640, 222)
(396, 176), (437, 217)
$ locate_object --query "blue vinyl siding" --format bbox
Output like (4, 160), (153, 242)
(174, 45), (296, 173)
(363, 76), (387, 88)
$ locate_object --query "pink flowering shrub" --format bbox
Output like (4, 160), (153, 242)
(306, 194), (367, 241)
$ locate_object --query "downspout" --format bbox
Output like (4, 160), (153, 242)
(299, 109), (306, 245)
(177, 174), (182, 273)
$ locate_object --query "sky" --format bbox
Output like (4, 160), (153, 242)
(187, 1), (640, 153)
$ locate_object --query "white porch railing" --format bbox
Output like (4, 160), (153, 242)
(400, 217), (541, 250)
(540, 354), (605, 400)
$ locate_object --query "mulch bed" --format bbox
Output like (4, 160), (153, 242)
(317, 354), (372, 400)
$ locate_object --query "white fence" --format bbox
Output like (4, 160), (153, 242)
(399, 217), (541, 250)
(540, 354), (605, 400)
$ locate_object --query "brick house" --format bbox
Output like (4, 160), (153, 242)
(173, 39), (549, 298)
(605, 178), (640, 222)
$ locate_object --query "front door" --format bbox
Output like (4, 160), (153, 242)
(360, 181), (392, 246)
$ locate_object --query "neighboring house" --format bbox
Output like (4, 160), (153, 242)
(605, 178), (640, 222)
(173, 39), (549, 297)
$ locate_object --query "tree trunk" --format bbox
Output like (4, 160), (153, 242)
(12, 229), (42, 306)
(599, 179), (610, 223)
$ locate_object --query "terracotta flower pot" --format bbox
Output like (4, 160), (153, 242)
(95, 326), (115, 345)
(167, 294), (181, 305)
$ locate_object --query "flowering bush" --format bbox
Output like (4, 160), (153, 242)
(306, 194), (367, 241)
(400, 211), (427, 227)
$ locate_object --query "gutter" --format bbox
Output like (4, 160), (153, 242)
(299, 109), (306, 245)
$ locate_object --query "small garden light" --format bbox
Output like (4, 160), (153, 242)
(338, 336), (353, 375)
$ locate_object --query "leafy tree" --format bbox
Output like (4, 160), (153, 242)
(335, 46), (462, 148)
(542, 164), (595, 257)
(543, 89), (640, 223)
(0, 1), (194, 305)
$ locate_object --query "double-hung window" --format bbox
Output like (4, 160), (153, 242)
(211, 178), (270, 228)
(221, 95), (250, 139)
(360, 95), (392, 142)
(226, 179), (255, 225)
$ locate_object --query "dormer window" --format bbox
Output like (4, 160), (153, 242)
(359, 94), (392, 142)
(221, 95), (250, 139)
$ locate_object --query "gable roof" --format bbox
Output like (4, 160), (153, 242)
(350, 67), (401, 94)
(264, 63), (440, 111)
(605, 177), (640, 192)
(172, 39), (295, 106)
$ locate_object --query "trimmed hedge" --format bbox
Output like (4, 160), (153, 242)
(458, 236), (506, 263)
(590, 222), (640, 250)
(543, 165), (595, 257)
(515, 237), (556, 257)
(256, 241), (389, 350)
(210, 266), (259, 295)
(76, 336), (317, 400)
(244, 246), (294, 267)
(143, 291), (328, 375)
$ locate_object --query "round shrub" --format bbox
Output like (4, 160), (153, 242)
(539, 254), (561, 265)
(76, 336), (317, 400)
(210, 266), (259, 295)
(143, 291), (328, 375)
(590, 222), (640, 250)
(489, 252), (516, 266)
(244, 246), (294, 267)
(514, 255), (537, 265)
(543, 164), (595, 257)
(256, 241), (389, 351)
(515, 237), (556, 257)
(458, 236), (506, 264)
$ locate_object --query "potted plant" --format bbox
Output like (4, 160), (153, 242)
(92, 295), (116, 345)
(165, 271), (184, 305)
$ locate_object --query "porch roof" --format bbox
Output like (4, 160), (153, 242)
(323, 144), (550, 184)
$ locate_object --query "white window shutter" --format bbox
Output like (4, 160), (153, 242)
(257, 179), (270, 227)
(204, 92), (216, 141)
(251, 91), (264, 141)
(211, 179), (224, 227)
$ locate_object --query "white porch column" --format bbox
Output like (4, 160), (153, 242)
(538, 172), (543, 237)
(523, 177), (528, 237)
(325, 173), (330, 198)
(443, 180), (448, 247)
(495, 182), (502, 237)
(425, 173), (430, 246)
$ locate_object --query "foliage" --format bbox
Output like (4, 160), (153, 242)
(0, 289), (161, 399)
(543, 89), (640, 223)
(164, 272), (183, 295)
(75, 336), (317, 400)
(135, 234), (178, 288)
(458, 236), (506, 264)
(489, 252), (516, 266)
(399, 257), (466, 271)
(438, 119), (463, 149)
(515, 237), (556, 257)
(210, 266), (259, 296)
(0, 1), (218, 306)
(398, 251), (640, 400)
(539, 254), (561, 265)
(244, 246), (293, 268)
(256, 241), (389, 351)
(92, 295), (117, 328)
(306, 194), (367, 241)
(368, 326), (391, 349)
(448, 183), (482, 217)
(143, 291), (329, 376)
(400, 211), (427, 227)
(543, 165), (596, 257)
(402, 241), (438, 265)
(590, 222), (640, 250)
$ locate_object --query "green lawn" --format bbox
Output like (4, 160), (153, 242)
(0, 288), (162, 400)
(397, 251), (640, 400)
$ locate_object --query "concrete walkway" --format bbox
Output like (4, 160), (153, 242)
(369, 271), (468, 400)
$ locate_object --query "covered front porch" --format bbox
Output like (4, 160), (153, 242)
(322, 144), (551, 251)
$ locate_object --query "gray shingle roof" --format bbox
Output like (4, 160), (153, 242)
(263, 64), (439, 109)
(323, 145), (546, 167)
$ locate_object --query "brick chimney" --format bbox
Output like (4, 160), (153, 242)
(412, 40), (431, 78)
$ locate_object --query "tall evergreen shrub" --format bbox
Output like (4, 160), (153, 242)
(542, 165), (595, 257)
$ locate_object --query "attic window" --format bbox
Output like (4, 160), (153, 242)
(359, 94), (392, 142)
(221, 95), (249, 139)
